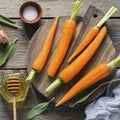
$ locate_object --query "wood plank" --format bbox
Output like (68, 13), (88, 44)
(0, 19), (49, 69)
(1, 19), (120, 69)
(0, 0), (120, 18)
(0, 26), (29, 69)
(0, 70), (27, 79)
(0, 18), (120, 70)
(0, 1), (119, 119)
(107, 19), (120, 55)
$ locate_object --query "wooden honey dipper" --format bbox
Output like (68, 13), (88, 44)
(7, 77), (21, 120)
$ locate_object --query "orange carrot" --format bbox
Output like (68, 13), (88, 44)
(47, 20), (76, 77)
(32, 17), (59, 72)
(26, 17), (59, 82)
(59, 26), (107, 82)
(45, 26), (107, 94)
(67, 6), (117, 62)
(47, 0), (84, 77)
(55, 56), (120, 107)
(67, 26), (99, 62)
(56, 63), (110, 107)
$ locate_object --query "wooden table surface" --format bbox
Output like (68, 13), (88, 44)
(0, 0), (120, 120)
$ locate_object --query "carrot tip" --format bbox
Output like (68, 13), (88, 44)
(55, 103), (59, 107)
(55, 101), (62, 107)
(55, 98), (65, 107)
(67, 57), (73, 63)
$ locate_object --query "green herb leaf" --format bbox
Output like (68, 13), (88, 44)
(27, 98), (54, 120)
(69, 79), (120, 108)
(0, 38), (17, 67)
(0, 15), (22, 28)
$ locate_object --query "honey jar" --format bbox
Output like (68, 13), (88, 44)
(0, 73), (29, 103)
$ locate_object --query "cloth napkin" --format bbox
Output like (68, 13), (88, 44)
(84, 70), (120, 120)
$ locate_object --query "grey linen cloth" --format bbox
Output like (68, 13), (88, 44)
(84, 70), (120, 120)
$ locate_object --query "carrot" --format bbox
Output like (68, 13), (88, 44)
(59, 26), (107, 82)
(47, 20), (76, 77)
(47, 0), (84, 77)
(32, 17), (59, 71)
(45, 26), (107, 94)
(55, 56), (120, 107)
(26, 17), (59, 82)
(67, 6), (117, 62)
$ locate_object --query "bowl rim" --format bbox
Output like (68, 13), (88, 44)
(19, 1), (42, 24)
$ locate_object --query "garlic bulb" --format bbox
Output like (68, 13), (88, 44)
(0, 30), (8, 44)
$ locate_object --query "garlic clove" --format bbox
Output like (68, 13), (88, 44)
(0, 30), (8, 44)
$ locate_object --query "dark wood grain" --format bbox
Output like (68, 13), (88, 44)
(0, 0), (120, 18)
(27, 6), (116, 104)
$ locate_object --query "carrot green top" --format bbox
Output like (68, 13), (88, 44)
(70, 0), (84, 20)
(97, 6), (117, 28)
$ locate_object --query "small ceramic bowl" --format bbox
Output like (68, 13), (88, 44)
(19, 1), (42, 24)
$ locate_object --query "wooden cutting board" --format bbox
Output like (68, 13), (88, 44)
(27, 5), (116, 105)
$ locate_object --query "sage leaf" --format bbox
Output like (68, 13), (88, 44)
(0, 38), (17, 67)
(0, 15), (22, 28)
(69, 79), (120, 108)
(27, 97), (54, 120)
